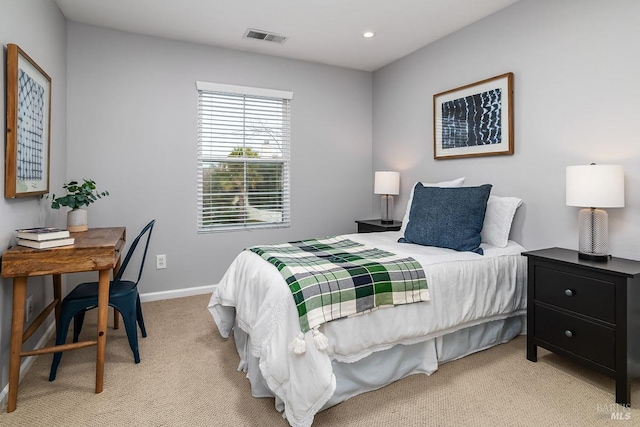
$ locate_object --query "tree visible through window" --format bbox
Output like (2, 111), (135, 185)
(197, 82), (292, 231)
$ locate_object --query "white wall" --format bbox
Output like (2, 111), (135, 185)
(65, 23), (374, 295)
(0, 0), (67, 405)
(373, 0), (640, 258)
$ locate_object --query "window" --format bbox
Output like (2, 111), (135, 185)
(197, 82), (292, 232)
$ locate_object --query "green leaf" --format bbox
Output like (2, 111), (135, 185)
(49, 178), (109, 209)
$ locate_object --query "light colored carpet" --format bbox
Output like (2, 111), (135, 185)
(1, 294), (638, 426)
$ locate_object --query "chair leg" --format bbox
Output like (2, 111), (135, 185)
(136, 295), (147, 338)
(122, 310), (141, 364)
(113, 308), (120, 330)
(49, 305), (77, 381)
(72, 311), (86, 343)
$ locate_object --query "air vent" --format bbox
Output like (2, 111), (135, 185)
(243, 28), (288, 44)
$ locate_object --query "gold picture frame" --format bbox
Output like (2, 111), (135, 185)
(434, 72), (513, 160)
(5, 43), (51, 198)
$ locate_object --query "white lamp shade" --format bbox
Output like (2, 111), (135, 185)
(374, 171), (400, 195)
(566, 164), (624, 208)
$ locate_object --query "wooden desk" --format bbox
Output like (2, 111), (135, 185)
(1, 227), (126, 413)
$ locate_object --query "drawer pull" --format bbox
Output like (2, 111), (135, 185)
(564, 330), (573, 338)
(564, 289), (574, 297)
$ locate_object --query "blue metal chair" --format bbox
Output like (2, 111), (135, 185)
(49, 219), (156, 381)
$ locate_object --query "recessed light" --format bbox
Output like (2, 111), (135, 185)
(362, 31), (375, 38)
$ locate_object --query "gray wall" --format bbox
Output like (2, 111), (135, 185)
(0, 0), (67, 404)
(373, 0), (640, 259)
(65, 23), (373, 295)
(4, 0), (639, 408)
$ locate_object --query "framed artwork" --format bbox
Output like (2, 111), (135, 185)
(434, 72), (513, 160)
(5, 43), (51, 198)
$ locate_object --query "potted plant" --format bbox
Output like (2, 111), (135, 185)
(50, 179), (109, 232)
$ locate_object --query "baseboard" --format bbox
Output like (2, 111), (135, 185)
(139, 284), (217, 302)
(0, 320), (56, 411)
(0, 284), (217, 410)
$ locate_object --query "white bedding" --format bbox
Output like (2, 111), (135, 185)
(208, 232), (527, 427)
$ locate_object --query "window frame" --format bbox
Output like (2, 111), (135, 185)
(196, 81), (293, 233)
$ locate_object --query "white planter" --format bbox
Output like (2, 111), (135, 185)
(67, 208), (88, 232)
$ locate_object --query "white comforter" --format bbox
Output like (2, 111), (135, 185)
(208, 232), (527, 427)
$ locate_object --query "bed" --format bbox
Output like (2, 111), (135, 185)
(208, 179), (526, 427)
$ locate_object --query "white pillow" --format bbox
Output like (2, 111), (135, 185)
(399, 177), (466, 235)
(480, 196), (523, 247)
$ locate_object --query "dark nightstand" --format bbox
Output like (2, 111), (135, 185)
(523, 247), (640, 405)
(355, 219), (402, 233)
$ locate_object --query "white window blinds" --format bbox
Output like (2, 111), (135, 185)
(197, 82), (292, 232)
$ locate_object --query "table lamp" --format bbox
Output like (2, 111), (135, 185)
(566, 164), (624, 261)
(374, 171), (400, 224)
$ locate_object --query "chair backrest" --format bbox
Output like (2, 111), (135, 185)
(114, 219), (156, 286)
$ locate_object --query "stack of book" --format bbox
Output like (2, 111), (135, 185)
(16, 227), (75, 249)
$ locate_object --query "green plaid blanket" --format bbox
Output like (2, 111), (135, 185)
(249, 237), (429, 333)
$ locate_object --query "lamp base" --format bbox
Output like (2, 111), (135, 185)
(380, 195), (395, 223)
(578, 208), (609, 262)
(578, 252), (610, 262)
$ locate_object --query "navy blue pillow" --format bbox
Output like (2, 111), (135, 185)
(399, 184), (492, 255)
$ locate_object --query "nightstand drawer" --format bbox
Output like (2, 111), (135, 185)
(535, 304), (615, 369)
(534, 265), (615, 323)
(357, 223), (384, 233)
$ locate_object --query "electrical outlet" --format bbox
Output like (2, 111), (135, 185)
(156, 254), (167, 269)
(26, 294), (33, 323)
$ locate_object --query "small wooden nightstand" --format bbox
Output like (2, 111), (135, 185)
(523, 247), (640, 405)
(355, 219), (402, 233)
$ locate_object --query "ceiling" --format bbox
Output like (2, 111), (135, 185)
(54, 0), (520, 72)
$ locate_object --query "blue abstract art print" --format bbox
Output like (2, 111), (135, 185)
(5, 44), (51, 198)
(434, 73), (513, 160)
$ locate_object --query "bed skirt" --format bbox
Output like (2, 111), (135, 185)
(232, 314), (525, 413)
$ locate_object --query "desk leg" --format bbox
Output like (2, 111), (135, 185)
(95, 269), (110, 393)
(8, 277), (27, 413)
(113, 260), (121, 330)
